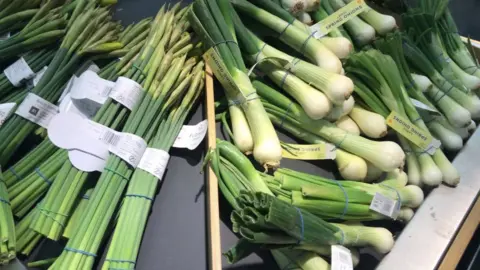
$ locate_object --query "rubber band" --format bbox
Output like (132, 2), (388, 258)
(380, 183), (403, 213)
(105, 258), (136, 264)
(338, 229), (345, 245)
(299, 31), (317, 55)
(278, 20), (294, 39)
(464, 65), (479, 75)
(279, 102), (294, 129)
(433, 85), (455, 103)
(227, 92), (259, 107)
(82, 194), (90, 200)
(294, 207), (304, 244)
(279, 69), (291, 89)
(64, 247), (97, 257)
(254, 43), (268, 64)
(8, 167), (21, 181)
(34, 168), (52, 185)
(411, 117), (422, 123)
(38, 207), (69, 217)
(333, 180), (349, 219)
(104, 167), (130, 182)
(0, 197), (10, 205)
(332, 133), (348, 152)
(125, 194), (154, 201)
(213, 40), (238, 48)
(131, 63), (146, 77)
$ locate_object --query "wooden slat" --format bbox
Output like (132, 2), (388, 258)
(439, 196), (480, 270)
(205, 64), (222, 270)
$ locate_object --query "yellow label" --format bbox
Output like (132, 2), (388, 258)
(203, 47), (241, 95)
(386, 111), (440, 155)
(310, 0), (367, 38)
(282, 143), (336, 160)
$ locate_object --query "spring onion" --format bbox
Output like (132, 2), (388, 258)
(336, 115), (360, 135)
(349, 105), (387, 139)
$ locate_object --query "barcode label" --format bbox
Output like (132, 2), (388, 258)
(109, 77), (143, 111)
(102, 131), (121, 146)
(369, 192), (398, 218)
(108, 133), (147, 168)
(137, 148), (170, 181)
(0, 103), (16, 126)
(4, 57), (35, 87)
(331, 245), (353, 270)
(15, 93), (59, 128)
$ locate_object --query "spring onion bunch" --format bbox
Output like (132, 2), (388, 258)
(265, 168), (422, 222)
(343, 0), (397, 35)
(190, 0), (282, 168)
(402, 11), (480, 91)
(0, 2), (40, 38)
(255, 80), (405, 172)
(51, 6), (199, 270)
(15, 202), (43, 256)
(0, 170), (15, 264)
(347, 49), (460, 187)
(231, 0), (343, 73)
(30, 15), (153, 241)
(0, 1), (124, 166)
(104, 61), (205, 270)
(0, 0), (41, 20)
(63, 189), (93, 239)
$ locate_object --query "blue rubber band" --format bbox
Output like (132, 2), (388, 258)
(132, 63), (146, 77)
(332, 133), (348, 152)
(104, 167), (129, 182)
(299, 31), (316, 55)
(294, 207), (304, 244)
(380, 183), (403, 213)
(82, 194), (90, 200)
(0, 197), (11, 205)
(213, 40), (238, 48)
(9, 167), (21, 181)
(433, 85), (455, 103)
(465, 65), (479, 75)
(105, 258), (136, 264)
(64, 247), (97, 257)
(279, 102), (294, 129)
(339, 229), (345, 245)
(227, 92), (259, 107)
(125, 194), (153, 201)
(39, 207), (69, 217)
(278, 20), (294, 39)
(411, 117), (422, 123)
(34, 168), (52, 185)
(333, 180), (348, 219)
(254, 43), (268, 64)
(279, 69), (291, 89)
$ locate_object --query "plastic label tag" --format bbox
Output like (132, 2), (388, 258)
(310, 0), (367, 39)
(4, 58), (35, 87)
(386, 111), (441, 155)
(281, 143), (336, 160)
(109, 77), (143, 111)
(410, 98), (441, 116)
(203, 48), (243, 95)
(33, 66), (48, 87)
(0, 103), (16, 126)
(16, 93), (58, 128)
(369, 192), (399, 218)
(109, 133), (147, 168)
(331, 245), (353, 270)
(173, 120), (208, 150)
(138, 148), (170, 181)
(70, 70), (115, 118)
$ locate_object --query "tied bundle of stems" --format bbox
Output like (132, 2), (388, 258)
(190, 0), (282, 168)
(346, 49), (460, 187)
(51, 5), (199, 269)
(0, 0), (69, 63)
(254, 80), (405, 172)
(0, 169), (15, 264)
(264, 168), (422, 222)
(0, 0), (124, 166)
(103, 60), (205, 270)
(63, 189), (93, 239)
(0, 48), (56, 100)
(29, 15), (152, 241)
(15, 201), (43, 256)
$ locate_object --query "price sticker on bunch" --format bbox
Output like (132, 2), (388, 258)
(281, 143), (336, 160)
(0, 103), (16, 126)
(331, 245), (354, 270)
(138, 148), (170, 181)
(15, 93), (58, 128)
(173, 120), (208, 150)
(386, 111), (441, 155)
(369, 192), (399, 218)
(4, 58), (35, 87)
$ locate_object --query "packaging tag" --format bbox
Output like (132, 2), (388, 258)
(109, 133), (147, 168)
(203, 48), (243, 96)
(109, 77), (143, 110)
(331, 245), (354, 270)
(16, 93), (58, 128)
(138, 148), (170, 180)
(33, 66), (48, 87)
(369, 192), (399, 218)
(281, 143), (336, 160)
(58, 62), (100, 103)
(58, 76), (77, 103)
(310, 0), (367, 39)
(410, 98), (441, 116)
(70, 70), (115, 118)
(173, 120), (208, 150)
(386, 111), (441, 155)
(4, 58), (36, 87)
(0, 32), (10, 41)
(0, 103), (16, 126)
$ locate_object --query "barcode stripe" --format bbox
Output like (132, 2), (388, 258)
(102, 131), (120, 146)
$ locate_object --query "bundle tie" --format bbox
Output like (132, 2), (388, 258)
(0, 197), (10, 205)
(332, 133), (348, 152)
(105, 258), (136, 264)
(278, 20), (294, 39)
(279, 102), (294, 129)
(213, 40), (238, 48)
(8, 167), (21, 181)
(64, 247), (97, 257)
(82, 194), (90, 200)
(333, 180), (349, 219)
(104, 167), (130, 182)
(35, 168), (52, 185)
(125, 194), (154, 201)
(131, 63), (146, 77)
(379, 183), (403, 214)
(294, 207), (304, 244)
(433, 85), (455, 103)
(227, 92), (259, 107)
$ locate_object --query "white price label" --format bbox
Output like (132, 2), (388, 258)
(410, 98), (441, 116)
(4, 58), (35, 87)
(109, 77), (143, 111)
(331, 245), (353, 270)
(16, 93), (58, 128)
(369, 192), (399, 218)
(173, 120), (208, 150)
(109, 133), (147, 168)
(58, 76), (77, 103)
(0, 103), (16, 126)
(138, 148), (170, 181)
(33, 66), (48, 87)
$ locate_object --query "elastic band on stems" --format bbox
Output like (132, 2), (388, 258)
(9, 167), (21, 181)
(333, 180), (349, 219)
(332, 133), (348, 152)
(213, 39), (239, 48)
(227, 92), (259, 107)
(294, 207), (304, 244)
(64, 247), (97, 257)
(277, 20), (295, 39)
(104, 167), (130, 182)
(35, 168), (52, 185)
(125, 194), (154, 201)
(379, 183), (403, 214)
(279, 102), (294, 129)
(131, 63), (147, 77)
(0, 197), (10, 205)
(105, 258), (136, 264)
